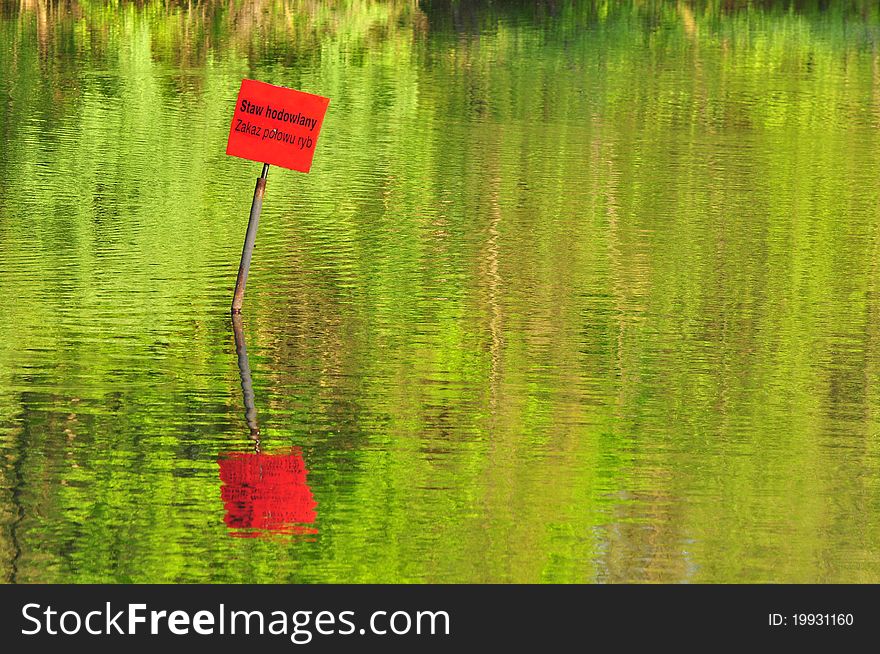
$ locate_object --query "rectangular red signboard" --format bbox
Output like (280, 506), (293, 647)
(226, 79), (330, 173)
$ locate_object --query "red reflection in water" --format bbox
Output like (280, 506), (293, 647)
(218, 448), (318, 538)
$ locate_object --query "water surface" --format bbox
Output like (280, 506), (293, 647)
(2, 0), (880, 583)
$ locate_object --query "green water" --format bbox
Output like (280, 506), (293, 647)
(2, 0), (880, 583)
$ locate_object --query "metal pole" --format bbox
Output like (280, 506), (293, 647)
(231, 163), (270, 314)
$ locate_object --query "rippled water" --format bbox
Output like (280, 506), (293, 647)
(2, 0), (880, 583)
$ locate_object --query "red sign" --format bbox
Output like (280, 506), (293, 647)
(226, 79), (330, 173)
(218, 449), (318, 538)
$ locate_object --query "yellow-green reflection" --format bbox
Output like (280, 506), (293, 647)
(1, 0), (880, 582)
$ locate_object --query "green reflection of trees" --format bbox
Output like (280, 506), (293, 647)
(1, 0), (879, 582)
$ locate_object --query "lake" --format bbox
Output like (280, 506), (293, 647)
(2, 0), (880, 583)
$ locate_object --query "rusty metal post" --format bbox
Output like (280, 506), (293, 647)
(231, 163), (269, 314)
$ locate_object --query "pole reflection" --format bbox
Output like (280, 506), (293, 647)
(218, 315), (318, 538)
(233, 313), (261, 447)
